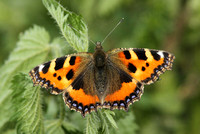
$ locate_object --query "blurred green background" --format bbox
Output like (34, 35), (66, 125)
(0, 0), (200, 134)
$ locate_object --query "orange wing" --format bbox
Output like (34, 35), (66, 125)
(63, 86), (100, 117)
(104, 78), (144, 111)
(108, 48), (175, 85)
(29, 53), (100, 116)
(29, 54), (87, 94)
(102, 48), (175, 110)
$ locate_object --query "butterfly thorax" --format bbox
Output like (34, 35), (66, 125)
(93, 42), (106, 68)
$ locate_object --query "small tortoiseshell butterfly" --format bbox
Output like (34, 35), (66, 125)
(29, 42), (175, 117)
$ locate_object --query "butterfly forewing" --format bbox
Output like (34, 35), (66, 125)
(108, 48), (175, 85)
(29, 53), (92, 94)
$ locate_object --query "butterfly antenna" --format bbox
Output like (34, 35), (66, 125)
(68, 24), (96, 46)
(89, 38), (96, 46)
(101, 18), (124, 45)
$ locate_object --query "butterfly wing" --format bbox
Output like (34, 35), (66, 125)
(108, 48), (175, 84)
(63, 62), (101, 116)
(103, 48), (175, 110)
(29, 53), (100, 116)
(29, 53), (88, 94)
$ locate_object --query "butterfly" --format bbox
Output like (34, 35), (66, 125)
(29, 42), (175, 117)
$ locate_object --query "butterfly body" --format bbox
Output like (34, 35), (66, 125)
(29, 42), (175, 117)
(93, 42), (108, 100)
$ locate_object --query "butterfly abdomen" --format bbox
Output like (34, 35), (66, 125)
(94, 66), (107, 94)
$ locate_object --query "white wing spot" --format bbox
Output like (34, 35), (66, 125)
(157, 51), (164, 58)
(39, 64), (44, 72)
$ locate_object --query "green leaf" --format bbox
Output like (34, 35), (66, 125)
(0, 25), (50, 93)
(86, 112), (100, 134)
(0, 25), (50, 129)
(104, 110), (118, 129)
(1, 129), (16, 134)
(98, 110), (110, 134)
(95, 109), (118, 134)
(44, 120), (64, 134)
(85, 106), (118, 134)
(11, 73), (44, 134)
(62, 121), (79, 132)
(42, 0), (88, 52)
(44, 118), (79, 134)
(110, 112), (138, 134)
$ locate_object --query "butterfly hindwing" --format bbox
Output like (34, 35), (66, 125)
(63, 85), (100, 116)
(104, 78), (144, 111)
(63, 64), (101, 116)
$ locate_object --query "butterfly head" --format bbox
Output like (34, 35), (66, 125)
(95, 41), (103, 50)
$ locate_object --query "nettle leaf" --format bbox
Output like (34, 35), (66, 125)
(98, 110), (115, 134)
(0, 25), (50, 129)
(43, 96), (79, 134)
(110, 112), (138, 134)
(43, 0), (89, 52)
(11, 73), (44, 134)
(86, 112), (100, 134)
(44, 119), (79, 134)
(104, 110), (118, 129)
(44, 120), (65, 134)
(85, 110), (117, 134)
(62, 121), (79, 133)
(0, 25), (50, 92)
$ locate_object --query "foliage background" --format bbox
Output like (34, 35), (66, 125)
(0, 0), (200, 134)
